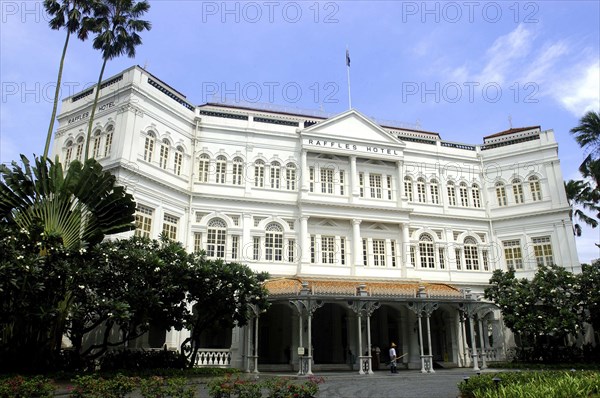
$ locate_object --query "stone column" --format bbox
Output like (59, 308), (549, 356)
(426, 313), (435, 373)
(348, 299), (380, 375)
(357, 313), (364, 375)
(301, 149), (308, 191)
(478, 315), (488, 369)
(350, 155), (358, 202)
(408, 301), (438, 374)
(402, 223), (412, 268)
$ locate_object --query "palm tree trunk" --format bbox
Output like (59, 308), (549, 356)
(84, 58), (107, 160)
(44, 29), (71, 159)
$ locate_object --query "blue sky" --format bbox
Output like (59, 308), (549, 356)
(1, 0), (599, 262)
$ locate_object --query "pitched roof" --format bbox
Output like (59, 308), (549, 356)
(483, 126), (540, 139)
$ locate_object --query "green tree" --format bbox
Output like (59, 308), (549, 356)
(485, 265), (585, 362)
(570, 110), (600, 158)
(579, 260), (600, 339)
(84, 0), (151, 160)
(565, 179), (598, 236)
(42, 0), (98, 158)
(66, 237), (192, 365)
(182, 258), (269, 367)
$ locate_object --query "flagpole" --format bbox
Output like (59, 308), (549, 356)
(346, 47), (352, 109)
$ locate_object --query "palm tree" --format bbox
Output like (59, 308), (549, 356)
(570, 110), (600, 159)
(42, 0), (97, 159)
(84, 0), (151, 160)
(564, 179), (599, 236)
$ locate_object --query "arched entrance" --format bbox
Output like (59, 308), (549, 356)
(311, 303), (349, 364)
(258, 303), (293, 364)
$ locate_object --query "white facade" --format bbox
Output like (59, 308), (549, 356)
(53, 66), (579, 372)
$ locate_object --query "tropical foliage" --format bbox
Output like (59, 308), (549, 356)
(485, 264), (599, 363)
(83, 0), (151, 159)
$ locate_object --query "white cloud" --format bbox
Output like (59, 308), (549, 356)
(476, 24), (535, 85)
(557, 62), (600, 116)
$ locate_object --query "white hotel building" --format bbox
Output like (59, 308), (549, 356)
(53, 66), (579, 373)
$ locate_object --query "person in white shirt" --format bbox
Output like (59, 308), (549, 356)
(389, 342), (397, 374)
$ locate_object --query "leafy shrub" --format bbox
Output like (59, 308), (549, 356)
(0, 375), (55, 398)
(207, 375), (263, 398)
(263, 376), (324, 398)
(99, 349), (189, 371)
(139, 376), (195, 398)
(69, 374), (137, 398)
(458, 371), (600, 398)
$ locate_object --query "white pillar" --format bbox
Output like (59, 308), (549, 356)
(396, 160), (404, 206)
(469, 316), (480, 371)
(478, 318), (488, 369)
(367, 314), (373, 374)
(307, 314), (314, 375)
(300, 216), (310, 271)
(402, 223), (412, 268)
(253, 316), (259, 373)
(426, 314), (435, 373)
(357, 314), (364, 374)
(461, 315), (470, 367)
(301, 150), (308, 191)
(350, 155), (358, 201)
(418, 315), (426, 373)
(352, 219), (362, 267)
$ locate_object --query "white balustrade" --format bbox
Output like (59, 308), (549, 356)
(194, 349), (231, 367)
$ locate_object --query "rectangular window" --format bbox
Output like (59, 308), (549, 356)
(404, 178), (413, 201)
(464, 245), (479, 270)
(340, 237), (346, 265)
(286, 166), (296, 190)
(270, 165), (280, 189)
(533, 236), (553, 267)
(513, 183), (524, 204)
(472, 187), (481, 208)
(310, 235), (315, 263)
(417, 180), (426, 203)
(174, 152), (183, 176)
(207, 227), (226, 259)
(339, 171), (345, 195)
(530, 178), (542, 201)
(410, 246), (416, 267)
(370, 174), (382, 199)
(231, 235), (239, 260)
(447, 185), (457, 206)
(482, 250), (489, 271)
(159, 144), (169, 169)
(198, 158), (209, 183)
(439, 248), (445, 269)
(503, 240), (523, 269)
(216, 160), (226, 184)
(288, 239), (295, 262)
(386, 175), (393, 200)
(253, 236), (260, 260)
(359, 172), (365, 197)
(162, 214), (178, 241)
(321, 236), (335, 264)
(93, 136), (101, 158)
(135, 206), (153, 238)
(321, 168), (334, 194)
(233, 161), (243, 185)
(455, 248), (462, 270)
(193, 232), (202, 253)
(309, 167), (315, 192)
(496, 185), (507, 206)
(391, 240), (397, 267)
(265, 232), (283, 261)
(373, 239), (386, 266)
(254, 163), (264, 187)
(144, 137), (154, 162)
(104, 132), (113, 157)
(459, 185), (469, 207)
(430, 184), (439, 204)
(362, 238), (368, 266)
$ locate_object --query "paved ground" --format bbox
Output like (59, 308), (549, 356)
(193, 368), (485, 398)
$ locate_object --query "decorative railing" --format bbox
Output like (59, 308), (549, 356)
(194, 349), (231, 367)
(465, 347), (502, 363)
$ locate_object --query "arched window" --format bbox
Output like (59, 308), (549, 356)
(512, 178), (524, 204)
(404, 177), (413, 201)
(429, 179), (439, 204)
(254, 160), (265, 187)
(173, 146), (184, 176)
(495, 182), (507, 206)
(232, 157), (243, 185)
(64, 140), (73, 164)
(265, 222), (283, 261)
(285, 163), (296, 190)
(459, 182), (469, 207)
(416, 178), (426, 203)
(471, 184), (481, 208)
(447, 181), (457, 206)
(216, 155), (227, 184)
(464, 237), (479, 270)
(144, 132), (155, 162)
(75, 136), (85, 161)
(92, 130), (102, 158)
(270, 161), (281, 189)
(104, 125), (114, 157)
(198, 154), (210, 183)
(159, 139), (170, 169)
(419, 233), (435, 268)
(529, 176), (542, 201)
(207, 218), (227, 259)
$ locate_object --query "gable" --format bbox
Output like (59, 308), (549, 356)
(303, 110), (404, 147)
